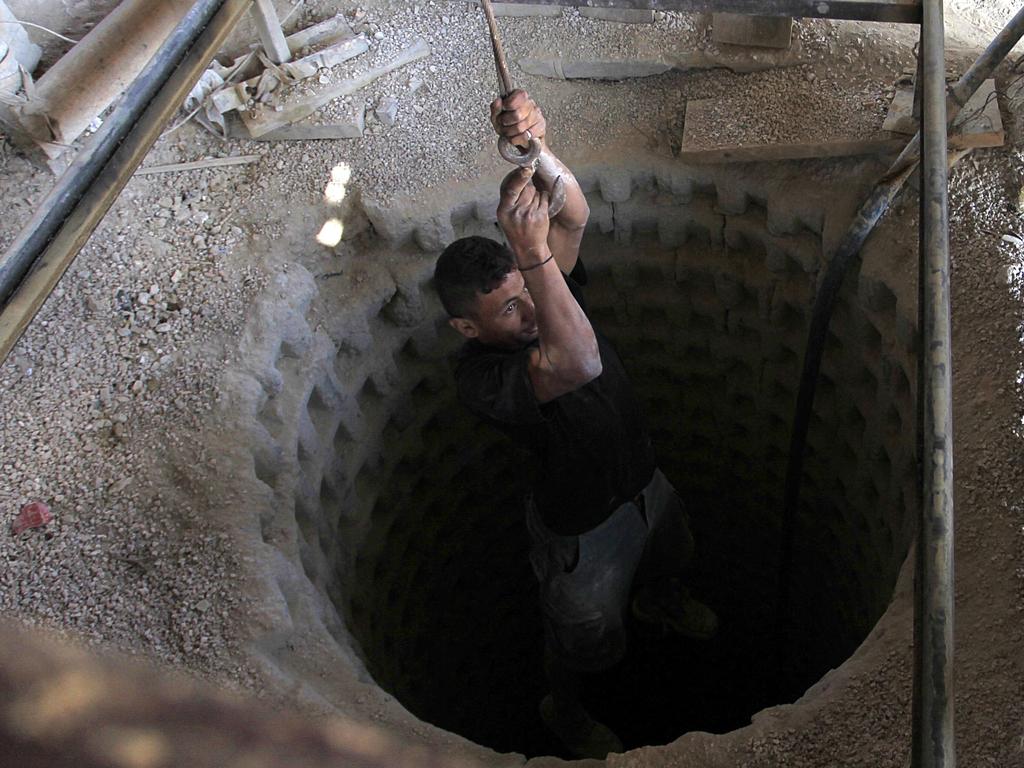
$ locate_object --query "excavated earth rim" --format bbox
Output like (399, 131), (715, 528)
(209, 149), (924, 765)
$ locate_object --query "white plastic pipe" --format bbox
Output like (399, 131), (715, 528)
(16, 0), (194, 160)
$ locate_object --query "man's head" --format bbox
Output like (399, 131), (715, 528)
(434, 236), (538, 348)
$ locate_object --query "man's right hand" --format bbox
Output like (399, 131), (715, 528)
(497, 167), (551, 264)
(490, 89), (546, 148)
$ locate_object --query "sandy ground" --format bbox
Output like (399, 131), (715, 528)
(1, 0), (1023, 764)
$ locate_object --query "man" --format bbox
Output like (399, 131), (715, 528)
(433, 91), (717, 758)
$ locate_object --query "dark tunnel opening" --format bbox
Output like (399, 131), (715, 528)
(335, 221), (917, 758)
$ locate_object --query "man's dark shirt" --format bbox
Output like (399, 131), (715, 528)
(455, 259), (656, 536)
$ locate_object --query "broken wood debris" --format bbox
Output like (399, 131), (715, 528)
(209, 12), (355, 83)
(176, 10), (423, 142)
(240, 38), (430, 138)
(135, 155), (260, 175)
(225, 111), (365, 141)
(882, 78), (1004, 150)
(210, 36), (370, 114)
(284, 12), (354, 54)
(250, 0), (291, 64)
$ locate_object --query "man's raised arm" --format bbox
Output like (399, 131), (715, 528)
(498, 168), (601, 403)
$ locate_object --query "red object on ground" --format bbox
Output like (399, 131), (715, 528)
(12, 501), (53, 535)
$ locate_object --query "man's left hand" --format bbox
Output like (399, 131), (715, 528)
(490, 89), (546, 148)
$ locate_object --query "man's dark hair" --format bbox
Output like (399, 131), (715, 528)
(433, 236), (516, 318)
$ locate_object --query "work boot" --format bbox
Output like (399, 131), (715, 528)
(631, 577), (719, 640)
(540, 693), (624, 759)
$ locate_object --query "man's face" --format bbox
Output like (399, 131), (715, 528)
(450, 270), (538, 348)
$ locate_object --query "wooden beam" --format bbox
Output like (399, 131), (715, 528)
(134, 154), (261, 174)
(492, 0), (921, 23)
(882, 79), (1004, 150)
(250, 0), (291, 63)
(240, 38), (429, 138)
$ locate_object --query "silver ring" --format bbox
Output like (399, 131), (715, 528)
(524, 129), (533, 141)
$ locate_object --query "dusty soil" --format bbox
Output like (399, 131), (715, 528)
(0, 0), (1022, 765)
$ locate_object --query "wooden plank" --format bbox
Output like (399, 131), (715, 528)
(285, 12), (354, 53)
(679, 80), (1006, 164)
(679, 98), (905, 163)
(712, 13), (793, 48)
(883, 78), (1004, 149)
(492, 0), (921, 23)
(211, 36), (370, 114)
(240, 38), (430, 138)
(250, 0), (291, 63)
(135, 155), (260, 175)
(226, 109), (366, 140)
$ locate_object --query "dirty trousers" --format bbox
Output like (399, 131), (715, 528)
(525, 469), (695, 672)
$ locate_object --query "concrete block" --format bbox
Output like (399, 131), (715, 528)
(370, 361), (401, 399)
(414, 213), (456, 252)
(782, 238), (820, 274)
(598, 168), (633, 203)
(711, 13), (793, 50)
(655, 166), (694, 201)
(586, 199), (615, 234)
(614, 198), (659, 235)
(690, 204), (726, 247)
(383, 284), (426, 328)
(251, 424), (286, 487)
(474, 196), (499, 223)
(310, 368), (344, 412)
(610, 262), (640, 291)
(579, 7), (655, 23)
(658, 212), (688, 247)
(724, 223), (749, 251)
(274, 314), (315, 362)
(296, 415), (323, 465)
(330, 310), (374, 355)
(715, 186), (748, 215)
(375, 97), (399, 127)
(766, 205), (802, 236)
(363, 196), (416, 244)
(574, 166), (600, 194)
(383, 262), (431, 328)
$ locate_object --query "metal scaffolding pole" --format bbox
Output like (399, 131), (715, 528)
(774, 1), (1024, 715)
(913, 0), (954, 762)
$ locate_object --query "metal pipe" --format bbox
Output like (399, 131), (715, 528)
(913, 0), (954, 762)
(0, 0), (254, 364)
(774, 3), (1024, 691)
(0, 0), (231, 311)
(884, 3), (1024, 184)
